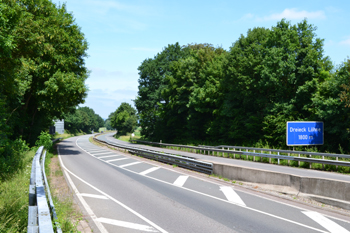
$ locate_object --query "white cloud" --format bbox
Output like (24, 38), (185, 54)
(339, 37), (350, 46)
(259, 8), (326, 21)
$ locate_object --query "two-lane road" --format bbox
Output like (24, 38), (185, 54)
(57, 135), (350, 232)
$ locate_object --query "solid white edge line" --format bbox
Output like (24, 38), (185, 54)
(220, 186), (246, 206)
(119, 162), (142, 168)
(97, 217), (158, 232)
(61, 167), (108, 233)
(173, 176), (189, 187)
(96, 134), (350, 225)
(302, 211), (350, 233)
(139, 167), (160, 176)
(79, 193), (109, 200)
(59, 143), (168, 233)
(78, 137), (329, 233)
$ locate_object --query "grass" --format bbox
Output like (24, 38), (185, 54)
(52, 130), (86, 140)
(0, 150), (35, 232)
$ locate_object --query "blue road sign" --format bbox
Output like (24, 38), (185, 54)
(286, 121), (324, 146)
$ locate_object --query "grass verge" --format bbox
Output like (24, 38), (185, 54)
(0, 150), (34, 232)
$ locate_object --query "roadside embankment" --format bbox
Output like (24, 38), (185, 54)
(211, 161), (350, 209)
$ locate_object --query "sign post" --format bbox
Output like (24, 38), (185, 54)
(286, 121), (324, 146)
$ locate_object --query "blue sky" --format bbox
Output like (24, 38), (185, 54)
(52, 0), (350, 119)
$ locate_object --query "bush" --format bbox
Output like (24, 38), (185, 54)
(35, 131), (53, 152)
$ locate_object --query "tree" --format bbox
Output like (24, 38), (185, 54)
(0, 0), (89, 145)
(221, 19), (328, 146)
(110, 103), (138, 136)
(64, 107), (104, 134)
(134, 43), (189, 139)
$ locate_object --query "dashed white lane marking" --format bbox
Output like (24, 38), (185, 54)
(58, 147), (168, 233)
(173, 176), (189, 187)
(87, 150), (106, 153)
(302, 211), (350, 233)
(97, 217), (158, 232)
(63, 170), (108, 233)
(119, 161), (142, 168)
(140, 167), (160, 176)
(98, 155), (120, 159)
(79, 193), (109, 200)
(220, 186), (246, 207)
(107, 158), (128, 162)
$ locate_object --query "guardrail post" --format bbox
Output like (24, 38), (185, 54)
(260, 150), (263, 162)
(239, 148), (241, 159)
(233, 148), (236, 159)
(288, 153), (290, 165)
(278, 152), (280, 165)
(246, 149), (248, 160)
(298, 153), (300, 166)
(336, 157), (338, 170)
(309, 154), (312, 169)
(322, 155), (325, 170)
(269, 151), (271, 163)
(253, 150), (255, 161)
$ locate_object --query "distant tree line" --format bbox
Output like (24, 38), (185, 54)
(64, 107), (104, 134)
(134, 19), (350, 153)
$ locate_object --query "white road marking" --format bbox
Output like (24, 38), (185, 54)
(97, 217), (158, 232)
(140, 167), (160, 176)
(107, 158), (128, 162)
(119, 162), (142, 168)
(79, 193), (109, 200)
(91, 152), (115, 156)
(76, 136), (331, 232)
(302, 211), (350, 233)
(173, 176), (189, 187)
(220, 186), (246, 206)
(63, 170), (108, 233)
(58, 147), (168, 233)
(87, 150), (106, 153)
(98, 155), (120, 159)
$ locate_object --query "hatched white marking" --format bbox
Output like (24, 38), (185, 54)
(107, 158), (128, 162)
(302, 211), (350, 233)
(63, 170), (108, 233)
(220, 186), (246, 206)
(92, 152), (115, 156)
(140, 167), (160, 175)
(97, 217), (158, 232)
(98, 155), (120, 159)
(173, 176), (189, 187)
(79, 193), (108, 199)
(119, 162), (142, 168)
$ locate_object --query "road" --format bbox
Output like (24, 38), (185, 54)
(57, 134), (350, 232)
(98, 133), (350, 183)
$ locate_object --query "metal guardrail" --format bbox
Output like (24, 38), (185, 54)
(94, 137), (213, 174)
(131, 140), (350, 168)
(28, 146), (61, 233)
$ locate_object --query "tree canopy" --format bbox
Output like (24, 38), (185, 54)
(64, 107), (104, 134)
(135, 19), (350, 153)
(110, 103), (138, 136)
(0, 0), (89, 145)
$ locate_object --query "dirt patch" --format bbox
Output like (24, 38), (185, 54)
(49, 154), (92, 232)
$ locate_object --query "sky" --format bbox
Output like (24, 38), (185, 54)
(51, 0), (350, 119)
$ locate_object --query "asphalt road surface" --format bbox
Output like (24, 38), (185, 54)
(57, 134), (350, 233)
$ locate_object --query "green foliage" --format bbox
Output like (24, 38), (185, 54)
(135, 19), (350, 153)
(0, 0), (89, 145)
(0, 150), (34, 232)
(110, 103), (138, 136)
(35, 131), (52, 151)
(64, 107), (104, 134)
